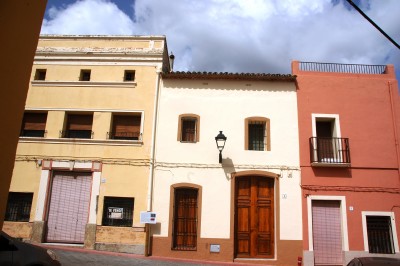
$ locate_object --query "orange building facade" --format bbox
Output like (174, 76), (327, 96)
(292, 61), (400, 265)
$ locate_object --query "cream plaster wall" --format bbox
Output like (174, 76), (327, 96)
(153, 79), (302, 240)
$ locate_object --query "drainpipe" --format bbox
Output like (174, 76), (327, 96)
(147, 68), (161, 212)
(144, 67), (161, 257)
(388, 81), (400, 181)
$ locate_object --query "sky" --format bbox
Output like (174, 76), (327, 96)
(42, 0), (400, 77)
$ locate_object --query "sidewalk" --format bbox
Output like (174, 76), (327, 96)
(41, 243), (255, 266)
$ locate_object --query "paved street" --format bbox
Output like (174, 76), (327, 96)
(50, 246), (244, 266)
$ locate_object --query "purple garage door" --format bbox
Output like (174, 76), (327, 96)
(46, 172), (92, 243)
(312, 200), (343, 266)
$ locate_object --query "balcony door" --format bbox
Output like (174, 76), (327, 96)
(235, 176), (274, 258)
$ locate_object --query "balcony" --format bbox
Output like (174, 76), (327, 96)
(60, 130), (93, 139)
(107, 131), (141, 141)
(20, 129), (46, 138)
(310, 137), (351, 167)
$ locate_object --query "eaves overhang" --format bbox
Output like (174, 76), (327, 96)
(162, 71), (297, 82)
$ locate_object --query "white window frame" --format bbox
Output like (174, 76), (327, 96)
(307, 195), (349, 251)
(311, 113), (341, 138)
(361, 211), (399, 253)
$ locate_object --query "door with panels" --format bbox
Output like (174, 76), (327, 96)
(235, 176), (274, 258)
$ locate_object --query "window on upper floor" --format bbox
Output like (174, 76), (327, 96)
(20, 112), (47, 137)
(178, 114), (200, 143)
(310, 114), (350, 165)
(245, 117), (270, 151)
(102, 196), (134, 227)
(108, 114), (141, 140)
(61, 113), (93, 139)
(5, 192), (33, 222)
(79, 69), (91, 81)
(366, 215), (395, 254)
(124, 70), (135, 81)
(34, 69), (46, 81)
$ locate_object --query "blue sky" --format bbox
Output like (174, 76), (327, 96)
(42, 0), (400, 78)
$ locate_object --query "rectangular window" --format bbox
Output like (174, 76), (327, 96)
(63, 114), (93, 139)
(367, 216), (395, 254)
(173, 188), (198, 250)
(79, 69), (91, 81)
(5, 192), (33, 222)
(124, 70), (135, 81)
(102, 197), (134, 227)
(20, 112), (47, 137)
(181, 119), (196, 142)
(248, 121), (265, 151)
(34, 69), (46, 81)
(109, 114), (141, 140)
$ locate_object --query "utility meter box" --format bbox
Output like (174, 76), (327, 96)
(140, 211), (157, 224)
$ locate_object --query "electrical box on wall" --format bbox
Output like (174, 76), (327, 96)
(210, 244), (220, 253)
(140, 211), (157, 224)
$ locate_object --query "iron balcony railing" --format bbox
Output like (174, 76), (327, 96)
(300, 62), (386, 74)
(60, 130), (93, 139)
(20, 130), (47, 138)
(310, 137), (351, 165)
(107, 131), (141, 140)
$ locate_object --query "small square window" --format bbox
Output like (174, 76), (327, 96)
(80, 70), (91, 81)
(102, 197), (134, 227)
(245, 117), (270, 151)
(5, 192), (33, 222)
(178, 115), (200, 143)
(34, 69), (46, 81)
(124, 70), (135, 81)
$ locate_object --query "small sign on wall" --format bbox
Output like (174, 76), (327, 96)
(210, 244), (220, 253)
(108, 207), (123, 219)
(140, 211), (157, 224)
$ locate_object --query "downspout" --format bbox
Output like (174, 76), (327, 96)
(147, 68), (161, 212)
(144, 67), (161, 257)
(388, 81), (400, 180)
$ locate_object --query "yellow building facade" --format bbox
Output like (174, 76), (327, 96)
(3, 35), (170, 254)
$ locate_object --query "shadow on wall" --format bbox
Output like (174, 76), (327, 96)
(312, 167), (352, 178)
(222, 157), (236, 181)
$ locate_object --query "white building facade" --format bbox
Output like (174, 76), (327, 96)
(150, 72), (302, 264)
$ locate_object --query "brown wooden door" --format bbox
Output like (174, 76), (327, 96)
(235, 176), (274, 258)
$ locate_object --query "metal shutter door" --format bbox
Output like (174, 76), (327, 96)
(312, 200), (343, 266)
(46, 172), (91, 243)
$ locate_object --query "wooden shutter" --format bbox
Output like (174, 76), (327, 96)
(181, 119), (196, 142)
(67, 114), (93, 130)
(112, 115), (141, 137)
(312, 200), (343, 265)
(22, 113), (47, 130)
(173, 188), (198, 250)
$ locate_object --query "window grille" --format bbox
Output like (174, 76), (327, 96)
(367, 216), (395, 254)
(248, 121), (265, 151)
(172, 188), (198, 250)
(181, 118), (197, 142)
(5, 192), (33, 222)
(102, 197), (134, 227)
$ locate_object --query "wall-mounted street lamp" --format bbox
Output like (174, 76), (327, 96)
(215, 131), (227, 164)
(169, 52), (175, 72)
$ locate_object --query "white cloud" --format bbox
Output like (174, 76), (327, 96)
(41, 0), (400, 75)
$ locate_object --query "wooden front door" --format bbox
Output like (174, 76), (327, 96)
(235, 176), (274, 258)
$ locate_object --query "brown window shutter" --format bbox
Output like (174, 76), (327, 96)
(181, 119), (196, 142)
(22, 113), (47, 130)
(113, 115), (141, 137)
(67, 114), (93, 130)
